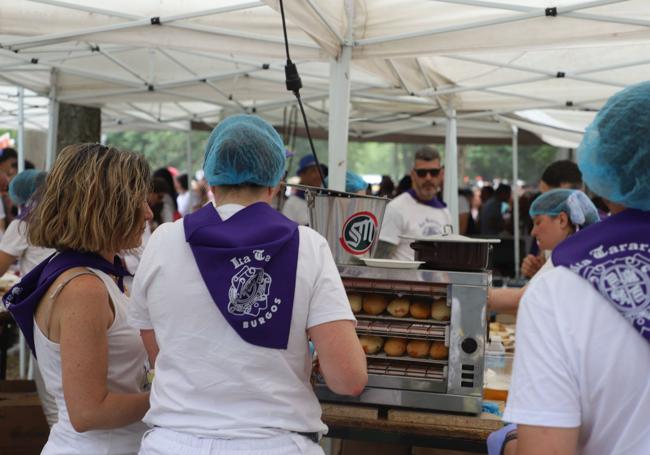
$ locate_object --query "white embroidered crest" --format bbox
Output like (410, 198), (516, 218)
(583, 253), (650, 321)
(227, 265), (272, 317)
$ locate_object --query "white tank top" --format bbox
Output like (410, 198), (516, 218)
(34, 268), (148, 455)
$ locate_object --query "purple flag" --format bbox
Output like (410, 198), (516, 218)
(553, 209), (650, 344)
(2, 251), (131, 356)
(184, 203), (299, 349)
(407, 189), (447, 209)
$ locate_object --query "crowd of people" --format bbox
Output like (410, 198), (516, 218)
(0, 80), (647, 455)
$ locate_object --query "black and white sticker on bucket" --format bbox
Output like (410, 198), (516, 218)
(339, 211), (379, 255)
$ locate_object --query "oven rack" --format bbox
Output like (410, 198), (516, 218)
(342, 278), (447, 298)
(365, 352), (449, 366)
(356, 313), (450, 326)
(356, 320), (449, 342)
(367, 359), (447, 381)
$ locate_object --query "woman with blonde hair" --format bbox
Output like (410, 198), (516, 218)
(3, 144), (153, 455)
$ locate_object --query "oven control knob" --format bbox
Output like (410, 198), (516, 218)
(461, 337), (478, 354)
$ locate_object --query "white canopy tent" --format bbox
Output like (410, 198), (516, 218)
(1, 0), (650, 229)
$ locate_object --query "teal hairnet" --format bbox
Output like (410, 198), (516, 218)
(325, 171), (367, 193)
(9, 169), (46, 206)
(203, 114), (285, 187)
(577, 81), (650, 210)
(529, 189), (600, 228)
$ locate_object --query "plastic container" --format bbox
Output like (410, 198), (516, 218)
(484, 340), (513, 401)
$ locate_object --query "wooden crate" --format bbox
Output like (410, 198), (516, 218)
(0, 380), (49, 455)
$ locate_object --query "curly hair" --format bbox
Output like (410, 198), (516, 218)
(28, 143), (151, 253)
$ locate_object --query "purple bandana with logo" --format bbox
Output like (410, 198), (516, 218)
(184, 203), (299, 349)
(2, 251), (131, 357)
(552, 209), (650, 344)
(407, 189), (447, 209)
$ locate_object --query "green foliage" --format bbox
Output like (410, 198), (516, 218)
(104, 130), (209, 175)
(462, 144), (558, 183)
(105, 130), (560, 185)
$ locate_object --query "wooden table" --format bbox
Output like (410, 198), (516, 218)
(321, 403), (504, 453)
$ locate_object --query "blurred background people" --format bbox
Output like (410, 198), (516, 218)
(479, 184), (511, 236)
(282, 155), (327, 225)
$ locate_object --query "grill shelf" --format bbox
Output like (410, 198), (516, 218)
(356, 319), (448, 341)
(367, 359), (446, 381)
(343, 278), (447, 298)
(365, 352), (448, 366)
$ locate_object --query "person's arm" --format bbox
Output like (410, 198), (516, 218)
(58, 275), (149, 432)
(487, 286), (526, 313)
(510, 425), (578, 455)
(140, 329), (159, 368)
(309, 320), (367, 396)
(0, 250), (17, 276)
(374, 240), (398, 259)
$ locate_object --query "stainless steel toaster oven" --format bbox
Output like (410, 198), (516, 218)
(315, 264), (489, 415)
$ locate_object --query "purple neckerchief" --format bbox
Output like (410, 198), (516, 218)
(2, 251), (131, 357)
(184, 202), (299, 349)
(407, 189), (447, 209)
(552, 209), (650, 344)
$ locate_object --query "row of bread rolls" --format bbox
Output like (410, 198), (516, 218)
(359, 336), (449, 360)
(347, 293), (450, 321)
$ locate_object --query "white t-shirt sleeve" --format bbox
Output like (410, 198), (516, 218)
(0, 220), (27, 257)
(378, 201), (402, 245)
(305, 230), (356, 329)
(503, 271), (581, 428)
(128, 226), (168, 330)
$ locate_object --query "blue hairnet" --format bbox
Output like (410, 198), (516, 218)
(324, 171), (367, 193)
(578, 81), (650, 210)
(529, 189), (600, 228)
(9, 169), (46, 206)
(203, 114), (285, 187)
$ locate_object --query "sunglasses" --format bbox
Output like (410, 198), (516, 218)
(414, 168), (441, 178)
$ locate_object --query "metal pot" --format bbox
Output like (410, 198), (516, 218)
(402, 227), (500, 271)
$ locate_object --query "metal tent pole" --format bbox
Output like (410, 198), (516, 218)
(17, 87), (26, 173)
(186, 128), (193, 178)
(512, 126), (521, 279)
(326, 0), (354, 191)
(46, 69), (59, 171)
(444, 108), (460, 234)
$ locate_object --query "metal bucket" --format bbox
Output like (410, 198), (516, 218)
(290, 184), (388, 265)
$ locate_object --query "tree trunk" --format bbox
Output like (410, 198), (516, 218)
(56, 103), (101, 154)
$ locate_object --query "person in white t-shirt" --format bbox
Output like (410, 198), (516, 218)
(129, 115), (367, 455)
(487, 189), (599, 313)
(282, 155), (327, 226)
(489, 81), (650, 455)
(376, 146), (452, 261)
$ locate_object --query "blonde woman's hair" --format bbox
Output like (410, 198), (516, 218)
(28, 143), (151, 253)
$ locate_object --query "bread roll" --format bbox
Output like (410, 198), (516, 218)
(410, 301), (430, 319)
(359, 336), (384, 355)
(347, 293), (362, 314)
(363, 294), (387, 315)
(383, 338), (407, 356)
(431, 298), (451, 321)
(406, 340), (431, 358)
(387, 298), (410, 317)
(429, 341), (449, 360)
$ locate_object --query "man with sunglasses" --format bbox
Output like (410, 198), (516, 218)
(376, 146), (452, 261)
